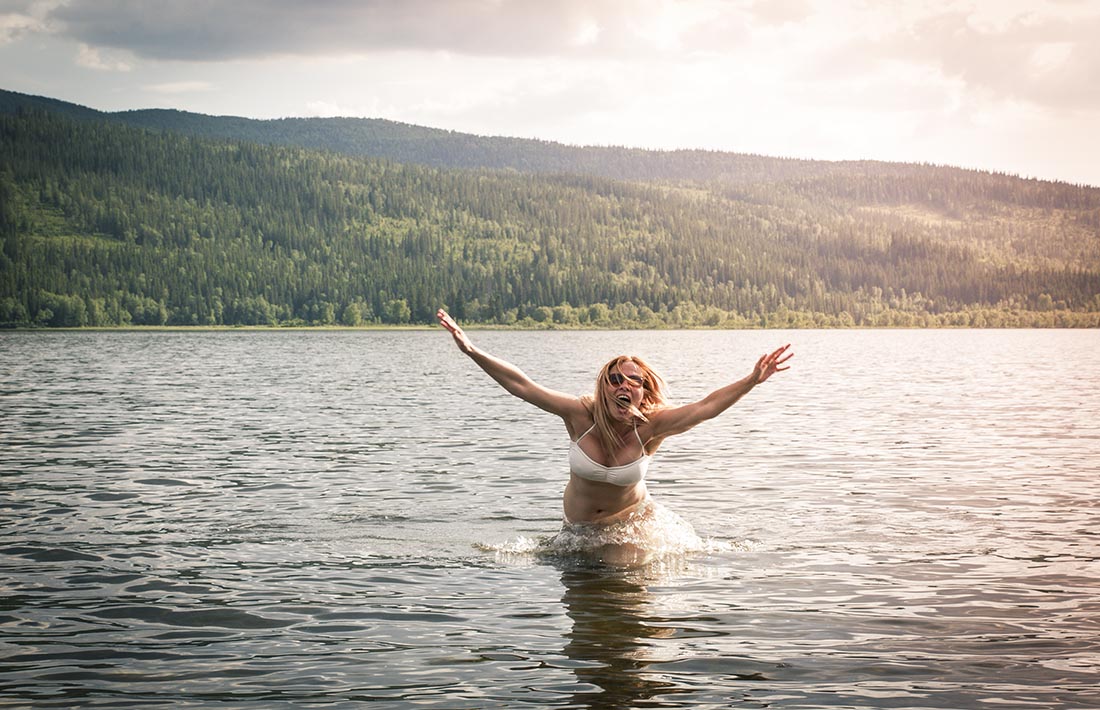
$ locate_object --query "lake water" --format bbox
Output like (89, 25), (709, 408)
(2, 328), (1098, 708)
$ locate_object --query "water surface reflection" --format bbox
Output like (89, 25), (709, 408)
(559, 565), (685, 709)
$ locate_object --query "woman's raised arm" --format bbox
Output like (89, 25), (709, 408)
(649, 343), (792, 440)
(437, 309), (585, 419)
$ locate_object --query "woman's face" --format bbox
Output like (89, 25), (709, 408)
(605, 360), (646, 421)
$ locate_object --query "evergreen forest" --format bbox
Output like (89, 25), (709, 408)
(1, 88), (1098, 328)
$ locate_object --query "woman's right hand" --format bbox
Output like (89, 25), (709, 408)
(437, 309), (474, 355)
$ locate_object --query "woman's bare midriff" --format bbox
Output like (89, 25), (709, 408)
(563, 476), (649, 523)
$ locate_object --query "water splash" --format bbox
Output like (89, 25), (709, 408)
(478, 501), (747, 568)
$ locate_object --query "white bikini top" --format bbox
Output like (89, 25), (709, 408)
(568, 422), (651, 487)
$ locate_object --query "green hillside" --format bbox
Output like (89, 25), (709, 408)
(1, 90), (1098, 328)
(1, 88), (868, 183)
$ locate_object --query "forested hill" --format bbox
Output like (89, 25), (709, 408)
(1, 90), (1098, 328)
(0, 89), (840, 185)
(0, 88), (831, 183)
(3, 87), (1079, 189)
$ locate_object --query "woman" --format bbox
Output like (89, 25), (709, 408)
(437, 308), (792, 561)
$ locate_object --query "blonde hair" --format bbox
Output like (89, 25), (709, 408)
(581, 355), (669, 456)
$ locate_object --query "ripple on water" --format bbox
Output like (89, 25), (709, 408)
(3, 545), (103, 563)
(2, 330), (1099, 709)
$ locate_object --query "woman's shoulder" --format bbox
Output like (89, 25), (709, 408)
(637, 404), (673, 441)
(562, 396), (595, 439)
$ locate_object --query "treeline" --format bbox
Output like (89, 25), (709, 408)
(10, 88), (1100, 197)
(9, 292), (1096, 329)
(0, 89), (820, 183)
(1, 106), (1098, 328)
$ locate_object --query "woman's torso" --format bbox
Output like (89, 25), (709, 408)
(563, 419), (653, 523)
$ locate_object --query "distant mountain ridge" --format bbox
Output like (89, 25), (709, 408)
(0, 87), (1004, 186)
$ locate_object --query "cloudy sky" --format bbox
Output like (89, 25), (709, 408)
(2, 0), (1098, 186)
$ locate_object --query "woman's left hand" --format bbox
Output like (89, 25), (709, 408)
(752, 344), (793, 384)
(437, 308), (475, 355)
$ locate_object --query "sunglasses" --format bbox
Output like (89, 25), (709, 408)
(608, 372), (645, 387)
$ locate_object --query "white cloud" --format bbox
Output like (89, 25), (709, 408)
(0, 13), (37, 42)
(75, 42), (131, 71)
(23, 0), (1100, 117)
(43, 0), (665, 61)
(0, 0), (59, 42)
(824, 8), (1100, 112)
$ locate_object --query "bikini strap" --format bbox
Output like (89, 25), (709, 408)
(577, 421), (645, 451)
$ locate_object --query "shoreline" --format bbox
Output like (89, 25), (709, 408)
(2, 322), (1096, 333)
